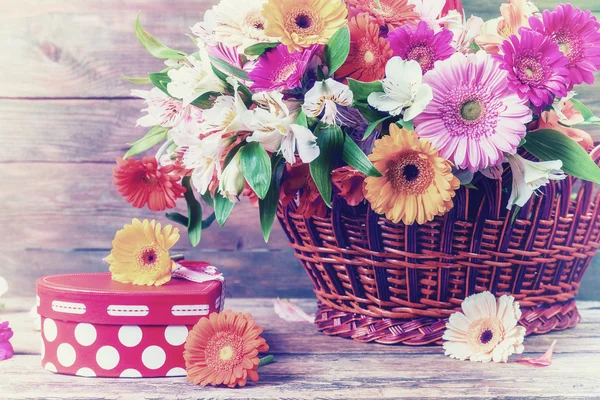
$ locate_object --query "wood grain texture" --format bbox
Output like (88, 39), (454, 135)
(1, 0), (600, 300)
(1, 298), (600, 399)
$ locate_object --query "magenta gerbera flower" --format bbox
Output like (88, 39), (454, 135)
(495, 28), (569, 110)
(387, 20), (454, 74)
(413, 52), (532, 172)
(528, 4), (600, 86)
(248, 44), (316, 92)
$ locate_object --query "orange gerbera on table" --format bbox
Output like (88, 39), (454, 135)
(364, 125), (460, 225)
(184, 310), (270, 388)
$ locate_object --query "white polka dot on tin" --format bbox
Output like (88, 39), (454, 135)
(141, 346), (166, 370)
(96, 346), (120, 370)
(164, 325), (188, 346)
(74, 323), (97, 347)
(44, 362), (57, 373)
(118, 325), (143, 347)
(166, 367), (187, 377)
(120, 369), (142, 378)
(43, 318), (57, 342)
(76, 367), (96, 377)
(57, 343), (77, 367)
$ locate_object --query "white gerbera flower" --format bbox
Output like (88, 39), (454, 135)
(506, 154), (566, 209)
(303, 79), (353, 125)
(204, 0), (275, 52)
(167, 49), (226, 106)
(443, 292), (526, 363)
(367, 58), (433, 121)
(219, 152), (245, 202)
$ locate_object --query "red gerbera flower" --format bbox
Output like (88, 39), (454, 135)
(336, 13), (393, 82)
(347, 0), (419, 32)
(113, 156), (186, 211)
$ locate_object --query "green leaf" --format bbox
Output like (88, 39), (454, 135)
(166, 212), (188, 227)
(190, 91), (220, 109)
(244, 42), (280, 57)
(259, 155), (285, 242)
(240, 142), (272, 199)
(522, 129), (600, 184)
(182, 177), (203, 247)
(209, 55), (250, 81)
(123, 75), (152, 85)
(148, 72), (172, 97)
(124, 126), (169, 158)
(347, 79), (383, 103)
(353, 102), (387, 123)
(202, 212), (216, 229)
(324, 26), (350, 77)
(310, 125), (345, 206)
(224, 140), (246, 169)
(201, 191), (214, 208)
(342, 134), (382, 177)
(295, 110), (308, 128)
(570, 98), (600, 126)
(214, 193), (236, 226)
(399, 119), (414, 131)
(470, 41), (482, 52)
(135, 13), (185, 60)
(362, 116), (390, 140)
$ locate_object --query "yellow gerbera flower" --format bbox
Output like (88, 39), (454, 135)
(364, 125), (460, 225)
(106, 219), (180, 286)
(262, 0), (348, 52)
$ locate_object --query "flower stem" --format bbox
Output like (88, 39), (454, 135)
(155, 138), (174, 161)
(258, 355), (275, 367)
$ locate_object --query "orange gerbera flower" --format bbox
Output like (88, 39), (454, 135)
(184, 310), (269, 388)
(364, 125), (460, 225)
(347, 0), (419, 32)
(113, 156), (185, 211)
(336, 13), (393, 82)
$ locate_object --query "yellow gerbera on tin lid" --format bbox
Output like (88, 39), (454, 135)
(106, 219), (180, 286)
(364, 124), (460, 225)
(262, 0), (348, 52)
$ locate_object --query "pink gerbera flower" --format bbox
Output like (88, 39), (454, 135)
(495, 28), (569, 110)
(387, 20), (454, 73)
(248, 44), (316, 92)
(528, 4), (600, 86)
(413, 52), (532, 172)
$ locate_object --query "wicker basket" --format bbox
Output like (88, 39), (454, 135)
(277, 148), (600, 345)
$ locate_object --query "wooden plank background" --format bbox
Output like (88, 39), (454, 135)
(1, 0), (600, 300)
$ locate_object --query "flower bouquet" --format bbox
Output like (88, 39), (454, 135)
(119, 0), (600, 345)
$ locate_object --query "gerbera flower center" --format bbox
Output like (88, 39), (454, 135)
(466, 317), (504, 353)
(460, 100), (483, 122)
(244, 11), (266, 33)
(406, 45), (434, 72)
(275, 62), (298, 82)
(284, 8), (321, 36)
(205, 331), (244, 372)
(515, 54), (548, 86)
(553, 30), (582, 64)
(364, 50), (375, 63)
(136, 245), (161, 270)
(388, 151), (434, 193)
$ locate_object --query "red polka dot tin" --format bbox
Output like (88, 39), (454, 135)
(35, 261), (225, 378)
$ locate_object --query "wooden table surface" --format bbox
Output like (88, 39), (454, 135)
(1, 298), (599, 399)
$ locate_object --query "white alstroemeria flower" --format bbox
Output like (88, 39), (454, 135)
(253, 91), (301, 117)
(171, 129), (233, 195)
(443, 11), (485, 53)
(0, 276), (7, 298)
(131, 88), (191, 127)
(506, 154), (566, 209)
(281, 124), (320, 164)
(219, 152), (245, 202)
(303, 79), (353, 126)
(167, 49), (226, 106)
(199, 80), (248, 135)
(191, 9), (219, 47)
(368, 58), (433, 121)
(408, 0), (446, 30)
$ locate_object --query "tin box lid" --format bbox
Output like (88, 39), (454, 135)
(36, 270), (223, 326)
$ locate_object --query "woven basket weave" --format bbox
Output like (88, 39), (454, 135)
(277, 147), (600, 345)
